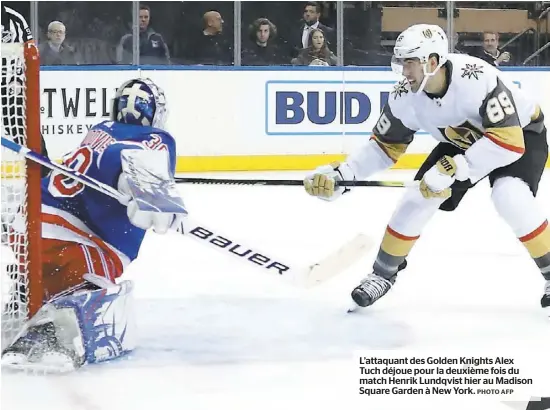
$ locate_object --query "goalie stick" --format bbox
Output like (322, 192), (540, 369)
(2, 137), (373, 288)
(174, 177), (414, 188)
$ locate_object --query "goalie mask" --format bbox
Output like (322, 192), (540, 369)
(391, 24), (449, 93)
(111, 78), (168, 130)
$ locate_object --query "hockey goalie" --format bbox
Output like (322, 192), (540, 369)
(2, 78), (186, 372)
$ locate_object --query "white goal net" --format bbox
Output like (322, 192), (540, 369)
(1, 42), (42, 351)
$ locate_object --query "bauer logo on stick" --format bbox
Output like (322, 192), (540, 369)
(189, 226), (291, 275)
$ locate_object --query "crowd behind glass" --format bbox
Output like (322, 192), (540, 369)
(6, 1), (550, 67)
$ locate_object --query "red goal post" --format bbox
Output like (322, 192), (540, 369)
(1, 41), (43, 349)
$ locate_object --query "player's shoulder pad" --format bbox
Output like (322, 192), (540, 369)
(448, 53), (500, 107)
(90, 119), (110, 130)
(385, 79), (415, 124)
(146, 126), (177, 149)
(149, 126), (175, 139)
(449, 53), (497, 90)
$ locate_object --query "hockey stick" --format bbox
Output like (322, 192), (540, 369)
(2, 137), (373, 288)
(175, 177), (413, 188)
(2, 137), (132, 205)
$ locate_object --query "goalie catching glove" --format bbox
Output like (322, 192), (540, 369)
(303, 162), (356, 201)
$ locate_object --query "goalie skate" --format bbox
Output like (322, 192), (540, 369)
(1, 321), (82, 373)
(2, 349), (77, 374)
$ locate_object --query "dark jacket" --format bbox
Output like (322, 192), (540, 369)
(117, 27), (170, 64)
(474, 48), (512, 67)
(187, 31), (232, 65)
(291, 47), (337, 66)
(39, 43), (79, 65)
(241, 42), (284, 66)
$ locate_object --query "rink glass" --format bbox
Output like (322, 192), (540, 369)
(0, 1), (543, 67)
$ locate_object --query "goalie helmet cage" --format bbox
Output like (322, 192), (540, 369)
(1, 42), (43, 351)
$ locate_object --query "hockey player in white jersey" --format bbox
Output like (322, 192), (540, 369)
(303, 24), (550, 312)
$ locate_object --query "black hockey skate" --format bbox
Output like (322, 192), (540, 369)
(349, 260), (407, 311)
(350, 273), (395, 308)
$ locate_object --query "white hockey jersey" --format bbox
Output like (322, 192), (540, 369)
(346, 53), (545, 183)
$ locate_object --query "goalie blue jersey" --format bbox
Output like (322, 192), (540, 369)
(41, 120), (177, 265)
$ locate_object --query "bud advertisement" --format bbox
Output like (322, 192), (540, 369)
(39, 68), (549, 166)
(265, 80), (392, 135)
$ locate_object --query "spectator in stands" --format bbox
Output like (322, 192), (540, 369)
(116, 4), (170, 64)
(291, 28), (337, 66)
(242, 18), (283, 66)
(187, 10), (232, 65)
(287, 2), (334, 58)
(448, 31), (465, 54)
(38, 21), (79, 65)
(476, 31), (511, 66)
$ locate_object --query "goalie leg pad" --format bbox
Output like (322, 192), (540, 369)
(2, 275), (136, 372)
(52, 274), (137, 365)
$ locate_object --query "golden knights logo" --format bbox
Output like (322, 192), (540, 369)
(422, 29), (433, 39)
(391, 80), (409, 100)
(439, 121), (484, 149)
(461, 64), (484, 80)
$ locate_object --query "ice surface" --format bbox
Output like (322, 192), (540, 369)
(2, 170), (549, 410)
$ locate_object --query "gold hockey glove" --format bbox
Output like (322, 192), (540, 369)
(304, 162), (355, 201)
(419, 154), (469, 199)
